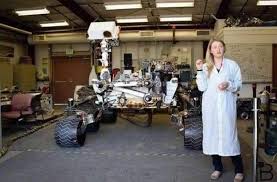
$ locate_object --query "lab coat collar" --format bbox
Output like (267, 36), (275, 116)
(212, 58), (225, 74)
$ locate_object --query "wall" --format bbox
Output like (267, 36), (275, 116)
(215, 26), (277, 98)
(225, 43), (272, 83)
(35, 44), (49, 65)
(51, 43), (90, 56)
(113, 41), (203, 70)
(34, 41), (272, 98)
(34, 41), (203, 71)
(0, 28), (28, 64)
(35, 44), (92, 81)
(0, 41), (27, 64)
(240, 83), (271, 98)
(0, 29), (28, 89)
(35, 44), (49, 81)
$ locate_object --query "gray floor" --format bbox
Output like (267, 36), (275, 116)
(0, 114), (257, 182)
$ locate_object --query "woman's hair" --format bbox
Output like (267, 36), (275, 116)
(205, 38), (226, 77)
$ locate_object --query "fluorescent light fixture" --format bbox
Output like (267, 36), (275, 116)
(39, 21), (69, 27)
(257, 0), (277, 6)
(104, 1), (142, 10)
(116, 16), (148, 23)
(160, 15), (192, 22)
(156, 0), (194, 8)
(15, 7), (50, 16)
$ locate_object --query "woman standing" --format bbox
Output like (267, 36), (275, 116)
(195, 39), (244, 182)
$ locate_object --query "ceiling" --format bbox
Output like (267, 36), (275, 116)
(0, 0), (276, 34)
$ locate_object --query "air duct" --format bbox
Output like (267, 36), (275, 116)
(29, 32), (87, 44)
(0, 23), (32, 35)
(28, 29), (212, 44)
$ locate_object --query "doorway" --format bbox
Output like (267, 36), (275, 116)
(52, 56), (91, 104)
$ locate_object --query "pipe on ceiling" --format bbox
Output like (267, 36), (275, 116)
(28, 29), (212, 44)
(0, 23), (32, 35)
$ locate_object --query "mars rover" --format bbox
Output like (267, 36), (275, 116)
(54, 21), (203, 149)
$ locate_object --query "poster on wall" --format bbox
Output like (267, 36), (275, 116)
(169, 47), (191, 65)
(225, 44), (271, 83)
(0, 44), (14, 58)
(37, 58), (50, 81)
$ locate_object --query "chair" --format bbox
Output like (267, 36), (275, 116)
(2, 93), (44, 123)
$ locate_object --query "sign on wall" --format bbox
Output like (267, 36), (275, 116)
(0, 44), (14, 58)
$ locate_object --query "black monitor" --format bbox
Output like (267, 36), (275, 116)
(179, 70), (191, 82)
(124, 53), (132, 67)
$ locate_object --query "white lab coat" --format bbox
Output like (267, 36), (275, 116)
(196, 58), (242, 156)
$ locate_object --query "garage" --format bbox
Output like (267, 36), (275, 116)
(1, 0), (277, 181)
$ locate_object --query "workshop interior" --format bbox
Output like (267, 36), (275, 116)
(0, 0), (277, 181)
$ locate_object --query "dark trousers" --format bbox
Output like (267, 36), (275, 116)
(211, 155), (244, 174)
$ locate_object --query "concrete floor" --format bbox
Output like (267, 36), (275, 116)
(1, 108), (64, 146)
(0, 113), (272, 182)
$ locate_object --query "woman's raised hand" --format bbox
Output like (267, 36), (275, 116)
(195, 59), (203, 70)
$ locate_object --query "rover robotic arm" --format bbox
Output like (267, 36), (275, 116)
(88, 21), (120, 82)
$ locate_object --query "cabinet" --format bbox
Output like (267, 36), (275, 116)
(14, 64), (36, 91)
(0, 63), (13, 89)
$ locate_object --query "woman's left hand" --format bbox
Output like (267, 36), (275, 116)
(218, 81), (229, 91)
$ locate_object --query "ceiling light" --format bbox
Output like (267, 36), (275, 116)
(257, 0), (277, 6)
(104, 1), (142, 10)
(15, 7), (50, 16)
(160, 15), (192, 22)
(116, 16), (148, 23)
(39, 21), (69, 27)
(156, 0), (194, 8)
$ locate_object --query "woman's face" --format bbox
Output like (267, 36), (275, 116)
(210, 41), (224, 59)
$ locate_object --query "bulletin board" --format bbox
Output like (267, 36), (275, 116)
(225, 44), (272, 83)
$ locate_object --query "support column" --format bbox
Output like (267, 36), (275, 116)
(0, 86), (2, 150)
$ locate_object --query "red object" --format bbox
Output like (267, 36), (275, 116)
(2, 93), (44, 121)
(42, 86), (50, 94)
(112, 68), (120, 79)
(2, 94), (33, 119)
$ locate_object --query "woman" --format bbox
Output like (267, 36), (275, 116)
(195, 39), (244, 182)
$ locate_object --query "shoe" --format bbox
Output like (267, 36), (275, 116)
(210, 171), (222, 180)
(234, 173), (244, 182)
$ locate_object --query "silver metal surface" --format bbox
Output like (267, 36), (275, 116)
(253, 98), (259, 182)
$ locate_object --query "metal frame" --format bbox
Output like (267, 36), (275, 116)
(51, 6), (80, 27)
(0, 83), (2, 150)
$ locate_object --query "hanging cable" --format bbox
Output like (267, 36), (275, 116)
(201, 0), (208, 24)
(238, 0), (249, 17)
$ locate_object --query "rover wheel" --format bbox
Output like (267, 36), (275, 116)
(183, 116), (203, 150)
(55, 115), (86, 147)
